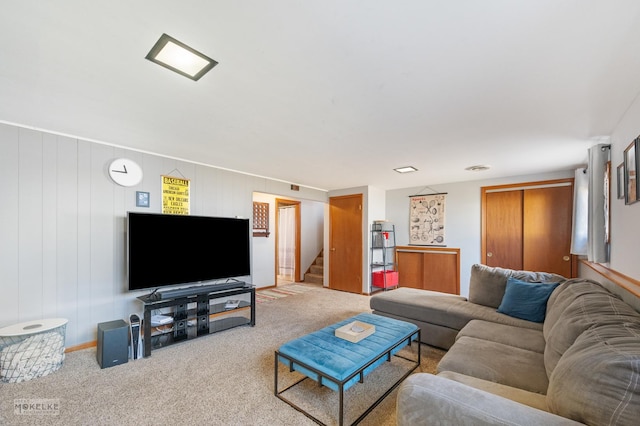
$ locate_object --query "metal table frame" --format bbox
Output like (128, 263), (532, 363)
(275, 328), (420, 426)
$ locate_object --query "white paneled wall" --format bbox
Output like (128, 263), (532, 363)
(0, 123), (327, 346)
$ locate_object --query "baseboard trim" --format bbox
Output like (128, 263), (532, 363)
(65, 340), (96, 353)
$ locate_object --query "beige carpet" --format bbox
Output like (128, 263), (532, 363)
(0, 285), (445, 426)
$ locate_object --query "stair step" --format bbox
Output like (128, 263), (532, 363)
(310, 264), (323, 275)
(304, 273), (323, 284)
(315, 256), (324, 266)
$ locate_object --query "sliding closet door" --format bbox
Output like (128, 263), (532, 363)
(482, 179), (574, 277)
(484, 190), (523, 270)
(523, 185), (573, 277)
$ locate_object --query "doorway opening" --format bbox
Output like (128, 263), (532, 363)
(276, 199), (301, 286)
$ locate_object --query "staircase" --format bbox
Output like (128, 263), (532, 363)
(304, 250), (324, 285)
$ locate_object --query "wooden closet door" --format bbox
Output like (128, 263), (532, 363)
(523, 186), (573, 277)
(482, 179), (574, 277)
(484, 190), (523, 269)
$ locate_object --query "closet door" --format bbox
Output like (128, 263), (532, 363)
(484, 190), (523, 269)
(523, 186), (573, 277)
(482, 179), (574, 277)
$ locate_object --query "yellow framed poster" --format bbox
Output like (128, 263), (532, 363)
(162, 175), (190, 215)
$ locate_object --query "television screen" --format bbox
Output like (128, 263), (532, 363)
(127, 212), (251, 291)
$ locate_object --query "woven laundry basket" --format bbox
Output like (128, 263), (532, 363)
(0, 318), (68, 383)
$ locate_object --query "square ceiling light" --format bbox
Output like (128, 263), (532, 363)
(394, 166), (418, 173)
(146, 33), (217, 81)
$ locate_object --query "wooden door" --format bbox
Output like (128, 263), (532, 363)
(484, 191), (523, 269)
(485, 190), (523, 269)
(523, 186), (573, 277)
(482, 179), (574, 277)
(329, 194), (362, 294)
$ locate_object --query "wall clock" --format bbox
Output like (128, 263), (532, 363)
(108, 158), (143, 187)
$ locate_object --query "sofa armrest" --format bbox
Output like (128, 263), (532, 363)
(397, 374), (582, 426)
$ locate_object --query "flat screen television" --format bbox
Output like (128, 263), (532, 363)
(127, 212), (251, 292)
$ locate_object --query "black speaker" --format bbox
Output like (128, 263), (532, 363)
(97, 319), (129, 369)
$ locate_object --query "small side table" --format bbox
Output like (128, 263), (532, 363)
(0, 318), (68, 383)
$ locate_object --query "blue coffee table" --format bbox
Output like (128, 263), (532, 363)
(275, 313), (420, 425)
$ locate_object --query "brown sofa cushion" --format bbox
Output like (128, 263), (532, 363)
(468, 264), (565, 309)
(546, 323), (640, 425)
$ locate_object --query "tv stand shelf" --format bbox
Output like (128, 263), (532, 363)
(137, 285), (255, 357)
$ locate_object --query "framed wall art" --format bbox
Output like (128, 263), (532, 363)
(624, 138), (639, 205)
(617, 163), (625, 200)
(409, 193), (446, 245)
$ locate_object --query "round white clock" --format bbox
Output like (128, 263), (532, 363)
(108, 158), (143, 187)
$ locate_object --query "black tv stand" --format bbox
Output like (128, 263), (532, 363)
(158, 281), (248, 300)
(137, 284), (255, 357)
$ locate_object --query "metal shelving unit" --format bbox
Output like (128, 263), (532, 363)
(370, 222), (398, 292)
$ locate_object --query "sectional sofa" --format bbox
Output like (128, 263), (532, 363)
(370, 264), (640, 425)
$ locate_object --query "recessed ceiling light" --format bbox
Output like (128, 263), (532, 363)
(465, 165), (491, 172)
(394, 166), (418, 174)
(146, 33), (217, 81)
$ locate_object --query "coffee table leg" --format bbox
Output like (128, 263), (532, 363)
(339, 385), (344, 426)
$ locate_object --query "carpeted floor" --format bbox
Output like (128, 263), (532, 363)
(0, 285), (445, 426)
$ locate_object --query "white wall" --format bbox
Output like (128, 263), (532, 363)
(385, 170), (574, 296)
(0, 123), (327, 346)
(251, 192), (324, 287)
(251, 193), (277, 287)
(609, 94), (640, 281)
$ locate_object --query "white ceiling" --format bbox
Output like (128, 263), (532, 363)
(2, 1), (640, 191)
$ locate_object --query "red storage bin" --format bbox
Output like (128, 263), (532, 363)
(372, 270), (399, 288)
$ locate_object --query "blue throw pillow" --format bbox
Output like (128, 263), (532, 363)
(497, 278), (560, 323)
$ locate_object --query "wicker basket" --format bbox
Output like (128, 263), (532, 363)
(0, 319), (68, 383)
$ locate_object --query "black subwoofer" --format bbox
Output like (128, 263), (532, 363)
(97, 319), (129, 369)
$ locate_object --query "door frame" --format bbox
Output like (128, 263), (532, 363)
(275, 198), (301, 285)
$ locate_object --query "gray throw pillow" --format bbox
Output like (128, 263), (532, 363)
(468, 264), (565, 309)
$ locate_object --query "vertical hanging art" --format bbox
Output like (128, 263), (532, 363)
(252, 202), (270, 237)
(162, 175), (190, 215)
(409, 193), (446, 245)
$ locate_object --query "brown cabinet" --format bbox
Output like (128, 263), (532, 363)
(481, 179), (574, 277)
(396, 246), (460, 294)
